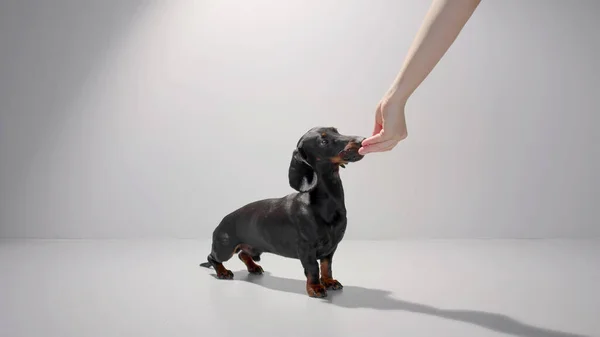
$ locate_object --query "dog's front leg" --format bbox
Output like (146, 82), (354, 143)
(320, 251), (343, 290)
(298, 246), (327, 298)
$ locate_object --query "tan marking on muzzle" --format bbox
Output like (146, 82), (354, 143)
(330, 156), (348, 167)
(343, 141), (359, 151)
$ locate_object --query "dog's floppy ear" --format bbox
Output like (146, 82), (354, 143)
(288, 148), (317, 192)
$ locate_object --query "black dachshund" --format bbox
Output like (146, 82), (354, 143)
(200, 127), (365, 298)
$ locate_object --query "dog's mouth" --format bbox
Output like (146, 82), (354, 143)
(331, 142), (364, 168)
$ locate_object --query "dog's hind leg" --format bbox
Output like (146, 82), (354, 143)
(202, 231), (238, 280)
(238, 247), (264, 275)
(251, 252), (262, 262)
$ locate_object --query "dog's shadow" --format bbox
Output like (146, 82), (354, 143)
(225, 270), (590, 337)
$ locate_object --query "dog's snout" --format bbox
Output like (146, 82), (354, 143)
(343, 137), (366, 151)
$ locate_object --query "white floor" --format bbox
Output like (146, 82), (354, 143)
(0, 239), (598, 337)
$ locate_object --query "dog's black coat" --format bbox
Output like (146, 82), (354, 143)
(200, 126), (365, 297)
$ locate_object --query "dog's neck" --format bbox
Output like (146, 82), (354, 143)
(308, 165), (346, 223)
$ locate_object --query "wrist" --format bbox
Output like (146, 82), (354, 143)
(385, 80), (411, 105)
(384, 85), (409, 108)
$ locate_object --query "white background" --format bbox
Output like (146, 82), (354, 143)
(1, 0), (598, 240)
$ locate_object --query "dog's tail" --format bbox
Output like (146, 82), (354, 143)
(199, 255), (213, 269)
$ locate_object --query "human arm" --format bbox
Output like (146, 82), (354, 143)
(359, 0), (481, 154)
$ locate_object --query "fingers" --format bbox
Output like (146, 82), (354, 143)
(361, 132), (384, 147)
(359, 138), (398, 155)
(372, 121), (383, 137)
(360, 100), (405, 155)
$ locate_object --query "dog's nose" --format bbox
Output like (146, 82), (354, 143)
(344, 137), (366, 150)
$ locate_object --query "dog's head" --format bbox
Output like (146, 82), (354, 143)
(288, 126), (365, 192)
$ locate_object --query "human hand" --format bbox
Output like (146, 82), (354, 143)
(358, 95), (408, 155)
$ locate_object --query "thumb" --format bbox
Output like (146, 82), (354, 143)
(372, 103), (384, 136)
(361, 130), (387, 147)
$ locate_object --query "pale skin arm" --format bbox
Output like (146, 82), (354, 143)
(359, 0), (481, 155)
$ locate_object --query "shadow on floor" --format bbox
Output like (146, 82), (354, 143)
(229, 270), (590, 337)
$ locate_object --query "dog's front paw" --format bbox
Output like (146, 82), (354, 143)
(321, 278), (343, 290)
(306, 283), (328, 298)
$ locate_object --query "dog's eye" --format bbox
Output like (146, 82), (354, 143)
(320, 139), (328, 145)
